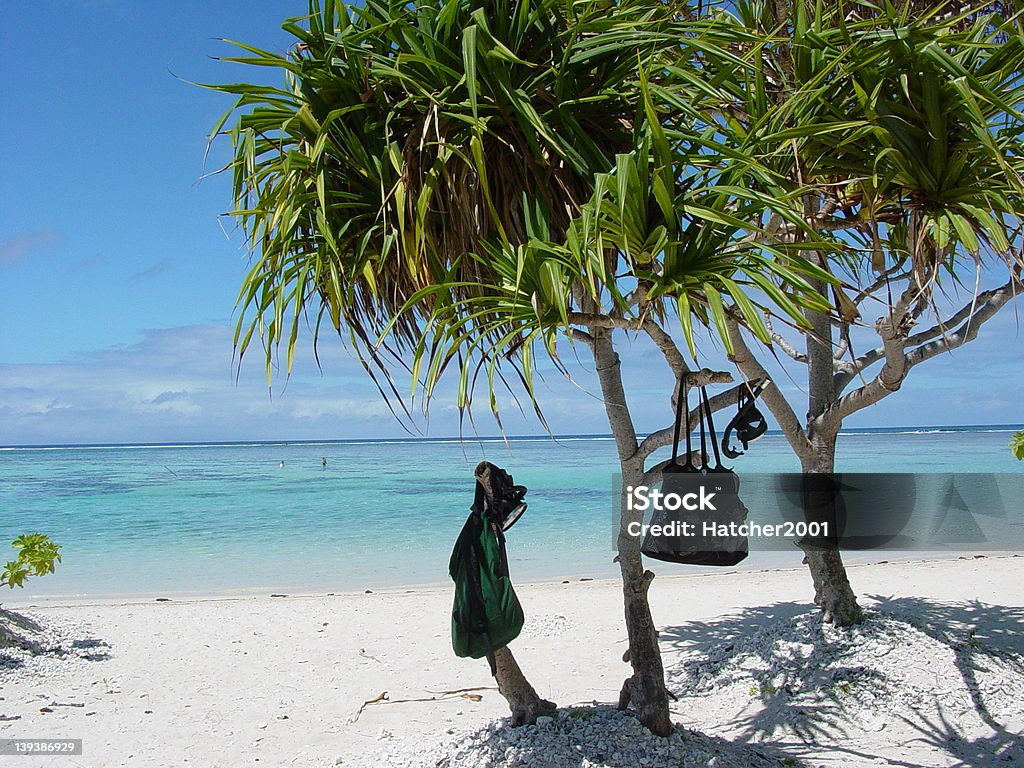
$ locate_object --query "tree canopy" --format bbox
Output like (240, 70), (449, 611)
(211, 0), (836, 428)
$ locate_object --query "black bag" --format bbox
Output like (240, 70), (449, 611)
(641, 378), (749, 566)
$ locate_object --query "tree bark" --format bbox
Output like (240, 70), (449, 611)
(615, 466), (673, 736)
(801, 547), (863, 626)
(798, 438), (864, 627)
(591, 328), (673, 737)
(795, 197), (865, 628)
(493, 646), (556, 725)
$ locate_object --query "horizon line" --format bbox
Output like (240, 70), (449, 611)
(2, 422), (1022, 451)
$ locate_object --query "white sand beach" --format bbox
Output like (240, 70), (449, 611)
(2, 555), (1022, 768)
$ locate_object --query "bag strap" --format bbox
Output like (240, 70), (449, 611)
(683, 376), (694, 469)
(671, 373), (694, 469)
(698, 386), (708, 470)
(701, 385), (724, 471)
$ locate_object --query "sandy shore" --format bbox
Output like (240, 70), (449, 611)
(2, 556), (1022, 767)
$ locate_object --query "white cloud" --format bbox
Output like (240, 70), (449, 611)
(0, 324), (632, 445)
(0, 302), (1020, 447)
(0, 325), (403, 445)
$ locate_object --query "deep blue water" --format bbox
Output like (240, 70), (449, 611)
(1, 428), (1021, 599)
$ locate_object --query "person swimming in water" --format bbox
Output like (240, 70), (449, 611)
(322, 457), (327, 468)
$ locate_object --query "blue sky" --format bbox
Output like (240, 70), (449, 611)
(1, 1), (1022, 446)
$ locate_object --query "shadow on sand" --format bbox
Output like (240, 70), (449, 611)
(659, 596), (1024, 767)
(868, 595), (1024, 767)
(0, 607), (112, 664)
(435, 705), (809, 768)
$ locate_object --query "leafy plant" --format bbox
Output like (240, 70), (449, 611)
(1, 534), (62, 590)
(1012, 431), (1024, 460)
(209, 0), (831, 422)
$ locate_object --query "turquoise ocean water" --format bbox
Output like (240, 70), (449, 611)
(1, 427), (1022, 600)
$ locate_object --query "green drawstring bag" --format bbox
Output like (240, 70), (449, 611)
(449, 462), (526, 674)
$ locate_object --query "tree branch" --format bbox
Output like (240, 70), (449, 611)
(834, 344), (883, 392)
(769, 213), (864, 238)
(725, 315), (811, 461)
(568, 312), (639, 330)
(833, 328), (850, 362)
(853, 267), (911, 306)
(828, 267), (981, 420)
(569, 328), (595, 347)
(766, 316), (808, 362)
(827, 281), (917, 420)
(904, 280), (1016, 350)
(904, 280), (1018, 367)
(641, 320), (688, 378)
(834, 278), (1018, 393)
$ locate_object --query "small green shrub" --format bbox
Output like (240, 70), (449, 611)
(1, 534), (62, 589)
(1011, 431), (1024, 461)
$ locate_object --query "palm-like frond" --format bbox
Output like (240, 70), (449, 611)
(211, 0), (834, 423)
(216, 0), (680, 364)
(722, 0), (1024, 276)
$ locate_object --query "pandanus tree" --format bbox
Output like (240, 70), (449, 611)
(702, 0), (1024, 625)
(210, 0), (835, 734)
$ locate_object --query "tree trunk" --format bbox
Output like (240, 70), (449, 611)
(493, 646), (556, 725)
(591, 329), (673, 737)
(799, 440), (864, 627)
(801, 548), (863, 626)
(800, 229), (864, 628)
(615, 466), (673, 736)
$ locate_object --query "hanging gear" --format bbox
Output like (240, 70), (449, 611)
(640, 374), (749, 566)
(449, 462), (526, 675)
(722, 378), (770, 459)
